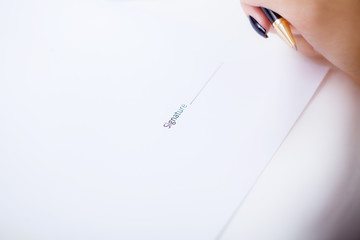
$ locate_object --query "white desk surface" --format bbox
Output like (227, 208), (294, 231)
(1, 1), (359, 239)
(220, 69), (360, 240)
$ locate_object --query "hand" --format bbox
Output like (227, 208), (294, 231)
(240, 0), (360, 82)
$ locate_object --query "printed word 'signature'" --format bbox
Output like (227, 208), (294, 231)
(163, 104), (187, 129)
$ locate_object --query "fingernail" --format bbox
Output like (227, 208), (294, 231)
(249, 16), (268, 38)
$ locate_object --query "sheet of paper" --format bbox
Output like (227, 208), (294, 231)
(0, 1), (328, 240)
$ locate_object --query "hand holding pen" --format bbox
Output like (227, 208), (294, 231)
(240, 0), (360, 82)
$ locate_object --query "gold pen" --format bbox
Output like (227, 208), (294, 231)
(261, 7), (297, 50)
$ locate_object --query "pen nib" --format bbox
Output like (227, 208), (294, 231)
(273, 18), (297, 50)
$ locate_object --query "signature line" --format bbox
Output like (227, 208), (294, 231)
(189, 62), (224, 105)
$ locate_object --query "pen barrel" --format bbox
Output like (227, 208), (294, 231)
(260, 7), (282, 24)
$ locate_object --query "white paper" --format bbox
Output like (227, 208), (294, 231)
(0, 1), (328, 240)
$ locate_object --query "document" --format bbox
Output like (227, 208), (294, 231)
(0, 1), (328, 239)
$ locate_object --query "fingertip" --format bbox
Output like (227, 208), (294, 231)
(241, 3), (271, 34)
(249, 16), (268, 38)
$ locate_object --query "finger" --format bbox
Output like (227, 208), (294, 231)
(290, 25), (301, 36)
(241, 3), (271, 38)
(240, 0), (287, 15)
(293, 35), (321, 57)
(240, 0), (298, 29)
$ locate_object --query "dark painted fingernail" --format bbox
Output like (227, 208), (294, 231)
(249, 16), (268, 38)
